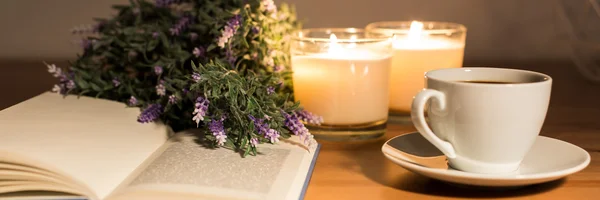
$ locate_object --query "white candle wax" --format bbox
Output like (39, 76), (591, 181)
(389, 37), (464, 113)
(292, 51), (392, 125)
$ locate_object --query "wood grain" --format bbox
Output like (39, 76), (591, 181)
(304, 63), (600, 199)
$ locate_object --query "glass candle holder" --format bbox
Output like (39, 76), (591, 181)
(290, 28), (393, 141)
(366, 21), (467, 118)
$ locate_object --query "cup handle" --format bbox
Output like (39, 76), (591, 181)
(411, 89), (457, 158)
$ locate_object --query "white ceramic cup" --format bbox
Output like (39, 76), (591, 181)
(411, 67), (552, 174)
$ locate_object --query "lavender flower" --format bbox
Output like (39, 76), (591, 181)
(71, 24), (98, 34)
(225, 47), (236, 66)
(46, 63), (62, 78)
(250, 137), (259, 147)
(112, 78), (121, 87)
(152, 32), (159, 38)
(65, 80), (76, 90)
(192, 72), (201, 82)
(154, 66), (163, 75)
(295, 109), (324, 125)
(209, 118), (227, 146)
(192, 97), (209, 126)
(156, 81), (166, 96)
(251, 26), (261, 34)
(189, 32), (198, 41)
(217, 15), (242, 48)
(155, 0), (181, 7)
(81, 39), (92, 49)
(274, 65), (284, 72)
(192, 47), (205, 58)
(261, 0), (277, 13)
(128, 96), (138, 106)
(51, 85), (62, 93)
(267, 86), (275, 95)
(92, 22), (104, 33)
(168, 95), (177, 104)
(249, 115), (280, 143)
(137, 104), (163, 123)
(169, 16), (191, 36)
(263, 57), (274, 67)
(282, 111), (315, 146)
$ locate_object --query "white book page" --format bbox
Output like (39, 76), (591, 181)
(109, 133), (316, 200)
(0, 92), (170, 199)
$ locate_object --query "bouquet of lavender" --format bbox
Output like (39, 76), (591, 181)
(45, 0), (322, 156)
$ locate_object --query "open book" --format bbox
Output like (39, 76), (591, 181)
(0, 92), (319, 200)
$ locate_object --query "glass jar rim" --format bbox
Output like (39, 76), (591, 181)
(291, 28), (392, 43)
(365, 21), (467, 35)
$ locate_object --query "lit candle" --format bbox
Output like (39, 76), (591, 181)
(366, 21), (466, 114)
(290, 28), (393, 139)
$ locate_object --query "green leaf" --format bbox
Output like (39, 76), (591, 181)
(75, 76), (90, 89)
(90, 83), (102, 92)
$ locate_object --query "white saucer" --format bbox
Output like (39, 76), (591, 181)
(382, 132), (590, 187)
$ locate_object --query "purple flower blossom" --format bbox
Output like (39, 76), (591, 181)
(137, 104), (163, 123)
(92, 22), (104, 33)
(168, 95), (177, 104)
(65, 80), (75, 90)
(169, 16), (191, 36)
(225, 47), (236, 66)
(192, 97), (209, 127)
(81, 39), (92, 49)
(182, 88), (189, 95)
(251, 26), (261, 34)
(192, 47), (205, 58)
(155, 0), (181, 7)
(190, 32), (198, 41)
(296, 109), (324, 125)
(71, 24), (100, 34)
(47, 63), (62, 78)
(249, 115), (280, 143)
(129, 96), (138, 106)
(274, 65), (284, 72)
(156, 81), (166, 96)
(152, 32), (160, 38)
(154, 66), (163, 75)
(282, 111), (315, 145)
(51, 85), (61, 93)
(261, 0), (277, 13)
(217, 15), (242, 48)
(250, 138), (259, 147)
(192, 72), (201, 82)
(112, 78), (120, 87)
(267, 86), (275, 95)
(209, 118), (227, 146)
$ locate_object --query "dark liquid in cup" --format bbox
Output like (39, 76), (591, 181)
(459, 80), (522, 84)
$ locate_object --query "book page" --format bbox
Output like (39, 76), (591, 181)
(0, 92), (170, 199)
(109, 133), (315, 200)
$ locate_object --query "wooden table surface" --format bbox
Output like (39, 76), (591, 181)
(304, 63), (600, 200)
(1, 60), (599, 199)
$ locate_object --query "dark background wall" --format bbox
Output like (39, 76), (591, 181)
(0, 0), (594, 63)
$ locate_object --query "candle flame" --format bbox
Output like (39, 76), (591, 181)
(408, 21), (424, 40)
(348, 35), (357, 48)
(328, 33), (343, 54)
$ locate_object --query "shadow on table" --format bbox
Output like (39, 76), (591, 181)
(395, 173), (564, 198)
(341, 137), (564, 198)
